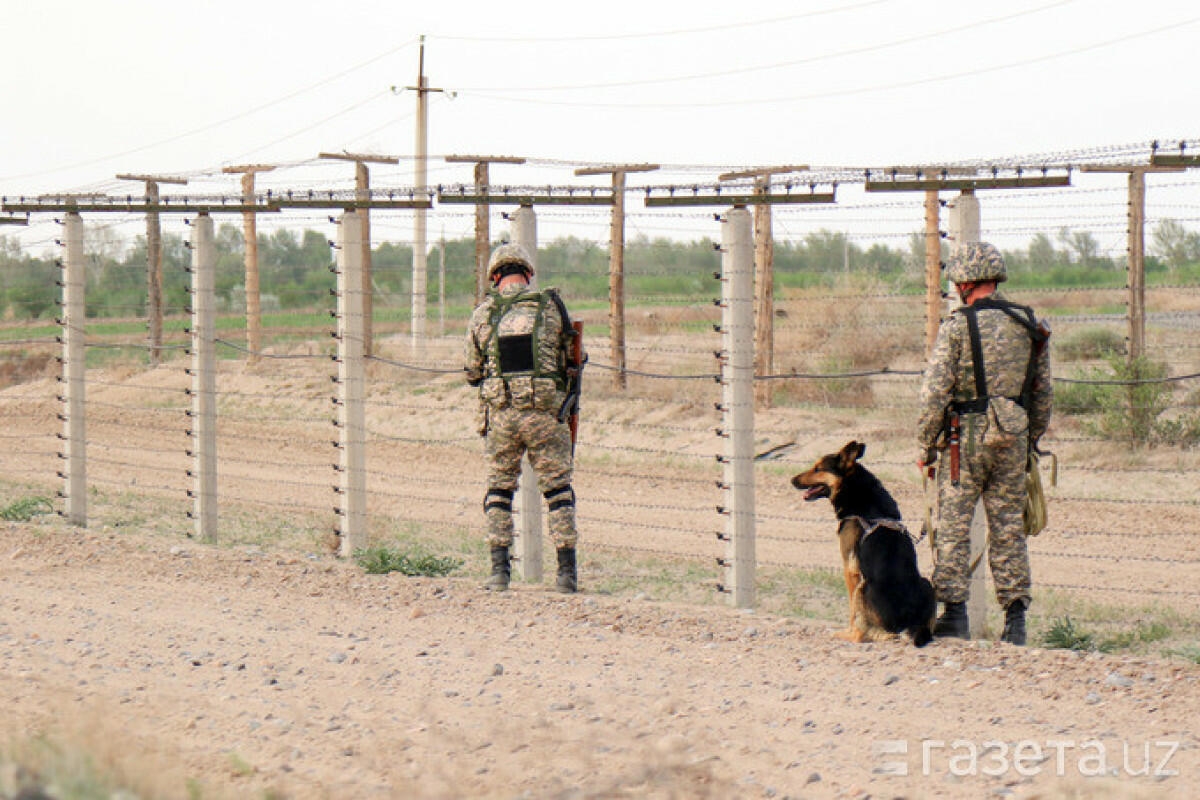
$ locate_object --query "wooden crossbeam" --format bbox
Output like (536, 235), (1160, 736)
(865, 175), (1070, 192)
(2, 196), (431, 213)
(644, 190), (835, 207)
(1149, 154), (1200, 168)
(436, 191), (613, 206)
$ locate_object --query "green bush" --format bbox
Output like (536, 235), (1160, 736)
(0, 496), (53, 521)
(1153, 412), (1200, 449)
(355, 545), (462, 577)
(1060, 356), (1174, 444)
(1042, 616), (1096, 651)
(1055, 378), (1107, 416)
(1056, 326), (1124, 361)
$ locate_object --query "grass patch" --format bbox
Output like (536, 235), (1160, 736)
(756, 565), (846, 621)
(0, 495), (54, 521)
(1166, 645), (1200, 664)
(1034, 590), (1199, 657)
(355, 544), (463, 577)
(585, 550), (720, 603)
(1055, 326), (1124, 362)
(1042, 616), (1096, 651)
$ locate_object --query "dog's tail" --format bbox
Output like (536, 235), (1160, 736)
(908, 623), (933, 648)
(907, 578), (937, 647)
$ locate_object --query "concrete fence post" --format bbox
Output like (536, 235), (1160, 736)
(189, 213), (218, 542)
(335, 210), (368, 557)
(60, 212), (87, 527)
(947, 193), (988, 638)
(511, 204), (543, 582)
(722, 206), (756, 608)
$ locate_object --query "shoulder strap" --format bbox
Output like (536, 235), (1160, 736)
(544, 288), (575, 347)
(960, 305), (989, 403)
(969, 296), (1049, 410)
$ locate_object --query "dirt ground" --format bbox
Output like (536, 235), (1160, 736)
(2, 326), (1200, 798)
(1, 518), (1198, 800)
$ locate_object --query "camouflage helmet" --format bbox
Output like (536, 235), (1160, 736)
(487, 242), (534, 281)
(945, 242), (1007, 284)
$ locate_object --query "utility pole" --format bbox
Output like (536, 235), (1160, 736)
(1080, 163), (1184, 363)
(717, 166), (808, 407)
(445, 154), (527, 303)
(318, 152), (400, 356)
(574, 163), (660, 390)
(404, 35), (445, 350)
(222, 164), (276, 363)
(865, 167), (1069, 355)
(116, 173), (189, 366)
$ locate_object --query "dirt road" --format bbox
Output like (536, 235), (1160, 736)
(1, 519), (1196, 799)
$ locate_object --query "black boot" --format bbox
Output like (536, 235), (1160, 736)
(484, 545), (510, 592)
(933, 601), (969, 639)
(1002, 599), (1028, 646)
(555, 547), (577, 594)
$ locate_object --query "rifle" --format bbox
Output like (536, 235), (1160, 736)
(557, 321), (585, 452)
(948, 412), (961, 486)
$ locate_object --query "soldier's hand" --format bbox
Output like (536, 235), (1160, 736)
(917, 448), (937, 469)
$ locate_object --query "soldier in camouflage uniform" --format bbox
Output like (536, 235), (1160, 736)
(916, 242), (1052, 645)
(464, 243), (581, 593)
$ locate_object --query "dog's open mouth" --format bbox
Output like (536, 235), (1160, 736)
(800, 484), (830, 502)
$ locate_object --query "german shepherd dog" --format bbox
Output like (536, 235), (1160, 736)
(791, 441), (935, 647)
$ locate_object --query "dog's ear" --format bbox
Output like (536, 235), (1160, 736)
(838, 440), (865, 470)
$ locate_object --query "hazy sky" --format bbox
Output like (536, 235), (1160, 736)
(2, 0), (1198, 252)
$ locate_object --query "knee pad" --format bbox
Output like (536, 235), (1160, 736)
(484, 487), (514, 513)
(543, 484), (575, 512)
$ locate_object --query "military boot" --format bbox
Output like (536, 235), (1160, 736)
(484, 545), (510, 592)
(555, 547), (578, 594)
(1001, 599), (1028, 646)
(933, 601), (969, 639)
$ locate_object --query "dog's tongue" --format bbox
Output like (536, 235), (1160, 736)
(804, 485), (826, 502)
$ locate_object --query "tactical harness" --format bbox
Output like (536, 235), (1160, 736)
(485, 287), (572, 388)
(952, 296), (1048, 416)
(840, 515), (924, 546)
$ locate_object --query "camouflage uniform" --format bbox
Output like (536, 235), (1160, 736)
(465, 282), (578, 550)
(917, 255), (1052, 610)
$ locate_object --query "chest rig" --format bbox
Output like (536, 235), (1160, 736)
(486, 288), (566, 386)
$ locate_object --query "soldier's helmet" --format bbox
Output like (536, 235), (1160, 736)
(946, 242), (1007, 284)
(487, 243), (534, 282)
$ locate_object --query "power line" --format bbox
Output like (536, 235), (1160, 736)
(458, 0), (1078, 92)
(0, 38), (420, 183)
(429, 0), (891, 43)
(459, 15), (1200, 109)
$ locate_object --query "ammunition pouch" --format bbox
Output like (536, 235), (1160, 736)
(479, 376), (561, 412)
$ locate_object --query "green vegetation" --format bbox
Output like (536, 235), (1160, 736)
(1055, 326), (1125, 362)
(354, 544), (463, 577)
(0, 495), (53, 521)
(7, 219), (1199, 323)
(1042, 614), (1181, 655)
(1057, 355), (1200, 447)
(1042, 615), (1096, 651)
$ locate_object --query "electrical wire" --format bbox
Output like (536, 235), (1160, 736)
(459, 15), (1200, 109)
(458, 0), (1078, 93)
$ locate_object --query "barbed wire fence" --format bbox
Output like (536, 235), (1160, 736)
(2, 144), (1200, 623)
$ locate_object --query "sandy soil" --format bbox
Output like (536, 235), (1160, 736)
(1, 519), (1198, 800)
(2, 329), (1200, 798)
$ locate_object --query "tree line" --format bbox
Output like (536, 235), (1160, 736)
(2, 220), (1199, 321)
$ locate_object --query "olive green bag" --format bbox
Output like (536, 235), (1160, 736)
(1024, 449), (1056, 536)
